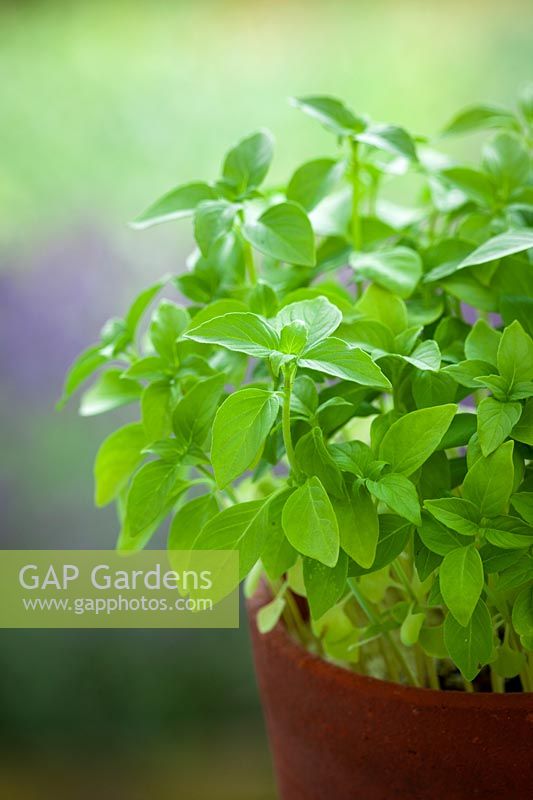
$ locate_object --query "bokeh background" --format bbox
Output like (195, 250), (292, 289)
(1, 1), (532, 797)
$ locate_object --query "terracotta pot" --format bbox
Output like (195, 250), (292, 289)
(247, 583), (533, 800)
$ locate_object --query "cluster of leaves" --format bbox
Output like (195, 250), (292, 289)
(62, 88), (533, 691)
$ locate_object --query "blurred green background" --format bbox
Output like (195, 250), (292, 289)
(0, 0), (532, 797)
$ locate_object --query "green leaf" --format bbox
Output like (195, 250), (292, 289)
(442, 104), (518, 136)
(511, 492), (533, 525)
(211, 389), (280, 488)
(94, 423), (146, 507)
(149, 301), (190, 363)
(186, 312), (280, 357)
(282, 476), (340, 567)
(477, 397), (522, 456)
(356, 284), (408, 335)
(443, 359), (495, 389)
(379, 404), (457, 476)
(58, 345), (108, 407)
(512, 585), (533, 636)
(439, 167), (495, 206)
(131, 182), (216, 229)
(418, 513), (471, 556)
(290, 95), (365, 136)
(512, 398), (533, 445)
(295, 427), (345, 498)
(444, 600), (493, 681)
(173, 374), (225, 448)
(287, 158), (345, 211)
(125, 461), (187, 537)
(350, 247), (422, 299)
(260, 490), (298, 580)
(463, 440), (514, 517)
(243, 202), (316, 267)
(192, 498), (270, 579)
(303, 551), (348, 619)
(424, 498), (480, 536)
(457, 229), (533, 270)
(194, 200), (236, 256)
(336, 484), (379, 569)
(275, 297), (342, 348)
(299, 338), (391, 388)
(257, 593), (287, 634)
(168, 493), (219, 550)
(482, 133), (530, 192)
(412, 371), (457, 409)
(400, 606), (425, 647)
(497, 320), (533, 388)
(440, 545), (484, 626)
(437, 413), (477, 450)
(366, 473), (421, 525)
(356, 123), (417, 161)
(482, 516), (533, 550)
(403, 340), (441, 372)
(141, 380), (173, 442)
(124, 279), (166, 335)
(79, 370), (142, 416)
(222, 129), (274, 194)
(464, 319), (501, 365)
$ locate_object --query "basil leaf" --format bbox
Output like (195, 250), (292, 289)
(477, 397), (522, 456)
(442, 104), (518, 136)
(173, 373), (225, 448)
(464, 319), (501, 365)
(282, 476), (340, 567)
(94, 423), (146, 507)
(290, 95), (365, 136)
(275, 297), (342, 347)
(440, 545), (484, 626)
(444, 600), (493, 681)
(424, 498), (480, 536)
(79, 370), (142, 417)
(186, 312), (280, 357)
(211, 388), (280, 488)
(336, 484), (379, 569)
(287, 158), (345, 211)
(463, 440), (514, 517)
(168, 494), (219, 550)
(300, 338), (391, 388)
(366, 473), (421, 525)
(125, 461), (188, 537)
(497, 320), (533, 388)
(303, 551), (348, 619)
(131, 182), (216, 229)
(149, 301), (190, 363)
(222, 129), (274, 194)
(192, 498), (271, 579)
(356, 123), (417, 161)
(458, 229), (533, 270)
(243, 202), (316, 266)
(379, 404), (457, 476)
(350, 246), (422, 298)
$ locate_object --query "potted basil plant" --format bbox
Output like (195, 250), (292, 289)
(62, 90), (533, 799)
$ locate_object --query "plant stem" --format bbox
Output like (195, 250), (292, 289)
(350, 140), (362, 250)
(282, 365), (299, 477)
(243, 239), (257, 286)
(347, 579), (421, 687)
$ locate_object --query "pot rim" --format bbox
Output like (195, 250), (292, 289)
(248, 581), (533, 710)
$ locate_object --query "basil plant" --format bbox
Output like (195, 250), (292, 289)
(62, 90), (533, 692)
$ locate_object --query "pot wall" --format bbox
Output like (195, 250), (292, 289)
(248, 585), (533, 800)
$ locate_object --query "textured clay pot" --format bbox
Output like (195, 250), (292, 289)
(248, 583), (533, 800)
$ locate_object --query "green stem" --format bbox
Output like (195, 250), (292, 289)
(350, 140), (362, 250)
(243, 239), (257, 286)
(392, 559), (418, 603)
(348, 579), (421, 687)
(282, 365), (299, 477)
